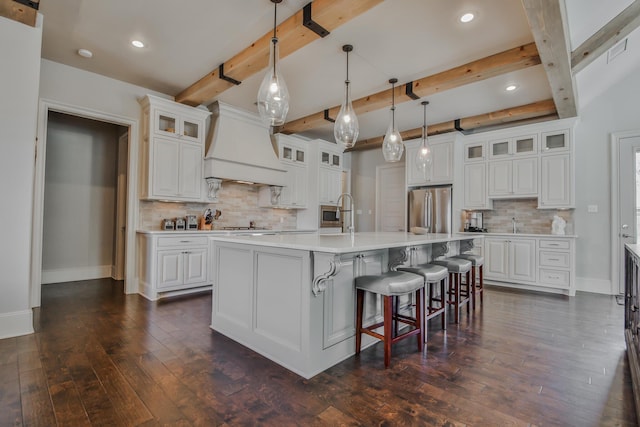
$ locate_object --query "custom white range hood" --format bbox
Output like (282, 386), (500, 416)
(204, 101), (286, 186)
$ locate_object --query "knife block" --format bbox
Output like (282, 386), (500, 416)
(199, 217), (212, 230)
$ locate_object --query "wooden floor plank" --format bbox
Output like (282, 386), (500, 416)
(0, 278), (635, 426)
(19, 368), (57, 426)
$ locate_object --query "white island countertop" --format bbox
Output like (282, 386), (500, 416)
(209, 231), (475, 253)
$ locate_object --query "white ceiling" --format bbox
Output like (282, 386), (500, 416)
(36, 0), (620, 142)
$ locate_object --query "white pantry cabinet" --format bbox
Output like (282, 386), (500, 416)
(140, 95), (211, 202)
(137, 233), (211, 300)
(405, 137), (454, 186)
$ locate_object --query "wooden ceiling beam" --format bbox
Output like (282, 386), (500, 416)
(175, 0), (384, 106)
(0, 0), (39, 27)
(571, 0), (640, 73)
(346, 99), (557, 152)
(279, 42), (541, 134)
(521, 0), (577, 118)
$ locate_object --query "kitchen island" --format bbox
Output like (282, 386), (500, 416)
(209, 231), (476, 378)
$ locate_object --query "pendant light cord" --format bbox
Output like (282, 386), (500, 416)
(391, 81), (396, 129)
(272, 1), (278, 75)
(422, 103), (427, 143)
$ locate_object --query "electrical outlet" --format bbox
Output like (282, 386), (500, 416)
(587, 205), (598, 213)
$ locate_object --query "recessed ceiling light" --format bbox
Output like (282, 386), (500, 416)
(460, 13), (475, 23)
(505, 84), (518, 92)
(77, 48), (93, 58)
(131, 40), (145, 48)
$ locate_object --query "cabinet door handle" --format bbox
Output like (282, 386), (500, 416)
(547, 258), (560, 261)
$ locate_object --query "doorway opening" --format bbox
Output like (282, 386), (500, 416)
(31, 100), (139, 308)
(41, 112), (128, 285)
(612, 131), (640, 295)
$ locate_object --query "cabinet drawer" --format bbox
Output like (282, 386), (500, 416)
(539, 269), (570, 288)
(539, 239), (570, 250)
(158, 236), (208, 247)
(539, 251), (570, 268)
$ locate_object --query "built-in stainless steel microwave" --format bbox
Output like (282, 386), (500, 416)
(319, 205), (342, 228)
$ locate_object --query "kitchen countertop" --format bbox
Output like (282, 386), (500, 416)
(137, 229), (318, 235)
(209, 231), (475, 254)
(460, 232), (578, 238)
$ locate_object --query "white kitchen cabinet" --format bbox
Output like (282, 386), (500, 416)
(463, 163), (491, 209)
(483, 235), (575, 295)
(140, 95), (211, 202)
(539, 153), (572, 208)
(280, 162), (308, 207)
(489, 134), (537, 159)
(157, 247), (207, 290)
(484, 237), (536, 283)
(464, 141), (486, 162)
(152, 107), (205, 144)
(259, 134), (309, 209)
(488, 157), (537, 198)
(405, 138), (454, 186)
(138, 233), (210, 300)
(509, 238), (536, 282)
(319, 166), (342, 204)
(541, 129), (570, 153)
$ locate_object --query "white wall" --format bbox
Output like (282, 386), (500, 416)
(42, 112), (121, 283)
(0, 16), (42, 338)
(39, 59), (171, 120)
(573, 68), (640, 293)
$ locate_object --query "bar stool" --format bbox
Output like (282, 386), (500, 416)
(355, 271), (424, 368)
(451, 253), (484, 309)
(397, 263), (448, 340)
(429, 244), (472, 323)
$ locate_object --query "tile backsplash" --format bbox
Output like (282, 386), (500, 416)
(471, 198), (574, 234)
(139, 182), (297, 230)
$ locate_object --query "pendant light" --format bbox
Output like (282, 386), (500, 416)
(382, 78), (404, 162)
(415, 101), (432, 176)
(257, 0), (289, 126)
(334, 44), (359, 149)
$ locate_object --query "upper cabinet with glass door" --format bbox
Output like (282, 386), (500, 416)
(152, 106), (206, 144)
(464, 141), (486, 162)
(489, 134), (538, 159)
(541, 129), (570, 153)
(278, 134), (307, 165)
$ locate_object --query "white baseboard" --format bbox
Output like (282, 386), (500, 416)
(42, 265), (112, 284)
(575, 276), (615, 295)
(0, 309), (33, 339)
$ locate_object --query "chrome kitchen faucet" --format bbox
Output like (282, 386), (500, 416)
(336, 193), (355, 238)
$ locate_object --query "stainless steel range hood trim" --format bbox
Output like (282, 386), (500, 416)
(204, 101), (286, 187)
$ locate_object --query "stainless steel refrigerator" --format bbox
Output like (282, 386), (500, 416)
(408, 185), (452, 234)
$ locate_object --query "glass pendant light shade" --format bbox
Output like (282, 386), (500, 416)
(382, 78), (404, 162)
(257, 0), (289, 126)
(334, 44), (359, 149)
(415, 101), (432, 174)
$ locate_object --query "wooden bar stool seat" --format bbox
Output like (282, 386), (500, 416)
(430, 258), (472, 323)
(355, 271), (425, 368)
(397, 263), (448, 340)
(451, 253), (484, 309)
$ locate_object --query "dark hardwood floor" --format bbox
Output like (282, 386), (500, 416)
(0, 278), (636, 426)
